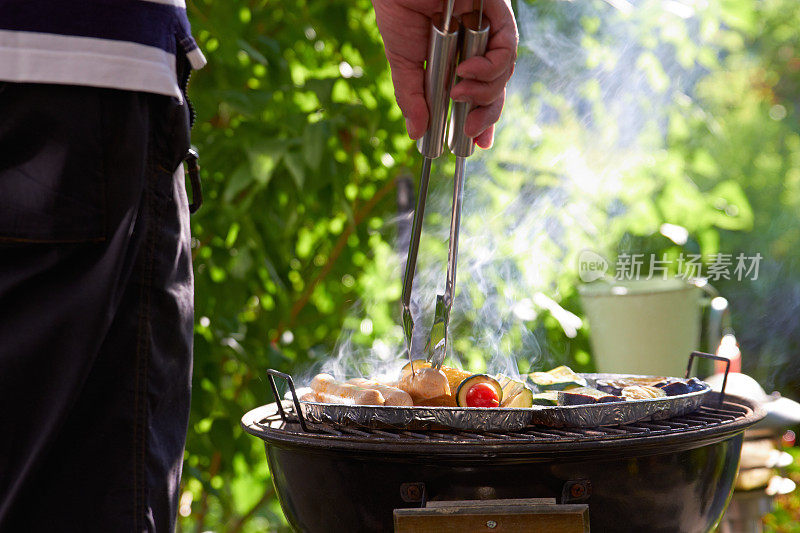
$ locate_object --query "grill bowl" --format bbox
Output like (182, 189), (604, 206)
(243, 392), (764, 533)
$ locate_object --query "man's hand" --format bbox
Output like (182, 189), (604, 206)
(373, 0), (518, 149)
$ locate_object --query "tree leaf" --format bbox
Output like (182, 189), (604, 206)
(223, 164), (253, 202)
(236, 39), (269, 66)
(708, 180), (754, 231)
(283, 150), (306, 189)
(303, 121), (327, 171)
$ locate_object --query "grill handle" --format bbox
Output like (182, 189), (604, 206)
(266, 369), (309, 432)
(686, 351), (729, 406)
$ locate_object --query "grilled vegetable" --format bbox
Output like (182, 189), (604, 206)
(528, 365), (587, 391)
(496, 374), (525, 401)
(654, 379), (684, 396)
(442, 366), (476, 394)
(594, 381), (623, 396)
(530, 391), (559, 406)
(504, 388), (534, 407)
(465, 383), (501, 407)
(595, 376), (668, 396)
(656, 377), (706, 396)
(558, 386), (621, 406)
(621, 385), (667, 400)
(496, 375), (534, 408)
(456, 374), (503, 408)
(686, 377), (706, 392)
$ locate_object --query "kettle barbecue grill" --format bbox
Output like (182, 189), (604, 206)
(242, 361), (765, 532)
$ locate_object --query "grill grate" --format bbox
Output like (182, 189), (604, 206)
(253, 401), (751, 446)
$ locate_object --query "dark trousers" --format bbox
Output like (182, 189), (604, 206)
(0, 82), (194, 532)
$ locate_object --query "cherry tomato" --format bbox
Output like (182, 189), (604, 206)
(465, 383), (500, 408)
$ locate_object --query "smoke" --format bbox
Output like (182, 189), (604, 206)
(305, 0), (715, 383)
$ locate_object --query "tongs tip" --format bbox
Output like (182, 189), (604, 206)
(402, 306), (416, 375)
(425, 294), (450, 369)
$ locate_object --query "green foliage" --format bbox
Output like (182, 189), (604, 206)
(764, 446), (800, 531)
(183, 0), (800, 529)
(663, 0), (800, 392)
(183, 0), (413, 529)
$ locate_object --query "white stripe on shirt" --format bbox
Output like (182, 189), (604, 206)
(0, 30), (182, 100)
(139, 0), (187, 8)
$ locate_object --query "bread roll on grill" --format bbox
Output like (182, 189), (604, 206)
(414, 394), (457, 407)
(347, 378), (413, 406)
(398, 367), (450, 401)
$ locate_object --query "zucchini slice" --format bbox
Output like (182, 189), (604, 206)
(528, 365), (587, 391)
(530, 391), (559, 406)
(496, 374), (534, 408)
(455, 374), (503, 408)
(496, 374), (524, 399)
(504, 387), (534, 408)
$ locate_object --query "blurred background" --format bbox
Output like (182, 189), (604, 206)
(181, 0), (800, 530)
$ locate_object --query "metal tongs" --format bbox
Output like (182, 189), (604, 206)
(401, 0), (490, 371)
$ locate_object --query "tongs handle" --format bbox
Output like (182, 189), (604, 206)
(449, 13), (491, 157)
(416, 15), (460, 159)
(427, 13), (491, 368)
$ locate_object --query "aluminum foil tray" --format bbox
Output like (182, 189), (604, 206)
(296, 373), (710, 431)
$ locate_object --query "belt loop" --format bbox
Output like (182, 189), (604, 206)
(184, 148), (202, 214)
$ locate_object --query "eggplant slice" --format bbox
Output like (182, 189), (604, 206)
(558, 386), (622, 406)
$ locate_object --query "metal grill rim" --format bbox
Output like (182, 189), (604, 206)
(249, 400), (752, 446)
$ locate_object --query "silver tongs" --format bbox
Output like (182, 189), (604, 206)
(401, 0), (490, 371)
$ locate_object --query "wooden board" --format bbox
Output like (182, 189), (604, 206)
(394, 499), (589, 533)
(425, 498), (557, 508)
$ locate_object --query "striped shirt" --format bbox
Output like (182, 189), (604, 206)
(0, 0), (206, 101)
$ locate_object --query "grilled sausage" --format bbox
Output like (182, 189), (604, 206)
(347, 379), (414, 406)
(310, 373), (385, 405)
(398, 367), (450, 401)
(299, 391), (318, 402)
